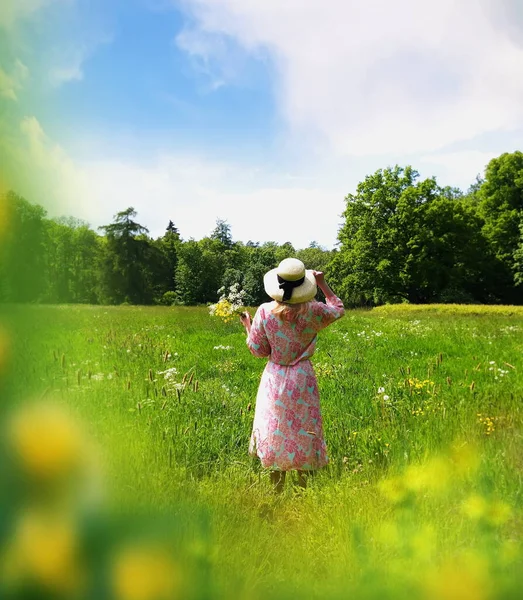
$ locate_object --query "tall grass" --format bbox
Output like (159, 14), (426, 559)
(3, 303), (523, 598)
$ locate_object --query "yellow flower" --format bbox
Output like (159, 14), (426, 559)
(112, 544), (182, 600)
(424, 554), (490, 600)
(403, 464), (427, 492)
(404, 457), (451, 494)
(378, 476), (408, 504)
(486, 500), (512, 526)
(2, 510), (83, 595)
(462, 494), (488, 520)
(462, 495), (512, 526)
(8, 403), (84, 482)
(450, 442), (480, 476)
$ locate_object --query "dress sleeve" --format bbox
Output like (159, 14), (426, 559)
(311, 295), (345, 331)
(246, 307), (271, 358)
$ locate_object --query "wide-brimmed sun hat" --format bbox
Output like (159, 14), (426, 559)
(264, 258), (317, 304)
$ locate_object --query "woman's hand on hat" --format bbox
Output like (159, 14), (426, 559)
(312, 270), (325, 284)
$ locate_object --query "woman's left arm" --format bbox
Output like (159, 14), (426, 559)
(242, 308), (271, 358)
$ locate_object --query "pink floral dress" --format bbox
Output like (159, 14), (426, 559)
(246, 295), (345, 471)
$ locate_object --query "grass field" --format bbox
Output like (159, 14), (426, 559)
(2, 303), (523, 599)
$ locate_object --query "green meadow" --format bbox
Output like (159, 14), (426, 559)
(5, 303), (523, 599)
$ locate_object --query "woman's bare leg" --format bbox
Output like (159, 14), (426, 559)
(270, 471), (286, 493)
(296, 470), (308, 489)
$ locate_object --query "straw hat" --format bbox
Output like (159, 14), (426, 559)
(264, 258), (317, 304)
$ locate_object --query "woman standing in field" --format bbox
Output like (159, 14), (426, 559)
(240, 258), (344, 492)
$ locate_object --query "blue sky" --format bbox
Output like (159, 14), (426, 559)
(1, 0), (523, 248)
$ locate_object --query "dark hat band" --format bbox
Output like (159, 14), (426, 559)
(277, 275), (305, 302)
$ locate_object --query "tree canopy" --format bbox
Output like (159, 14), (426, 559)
(1, 151), (522, 306)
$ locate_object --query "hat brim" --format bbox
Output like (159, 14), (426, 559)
(263, 269), (317, 304)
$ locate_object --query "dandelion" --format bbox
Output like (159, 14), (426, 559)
(378, 476), (408, 504)
(383, 395), (390, 401)
(377, 387), (385, 394)
(487, 500), (512, 526)
(450, 443), (480, 475)
(8, 404), (85, 483)
(424, 554), (490, 600)
(111, 544), (182, 600)
(407, 457), (452, 493)
(462, 495), (512, 526)
(3, 510), (83, 595)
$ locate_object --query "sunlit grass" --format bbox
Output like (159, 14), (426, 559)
(3, 303), (523, 598)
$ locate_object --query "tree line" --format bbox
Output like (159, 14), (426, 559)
(1, 151), (522, 307)
(0, 199), (333, 307)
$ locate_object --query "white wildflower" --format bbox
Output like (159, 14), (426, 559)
(157, 367), (178, 379)
(378, 387), (385, 394)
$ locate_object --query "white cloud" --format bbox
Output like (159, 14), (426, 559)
(4, 116), (504, 248)
(48, 31), (113, 87)
(419, 150), (501, 190)
(175, 0), (523, 156)
(74, 158), (345, 247)
(49, 63), (83, 86)
(6, 117), (345, 248)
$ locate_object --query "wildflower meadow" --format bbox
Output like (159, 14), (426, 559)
(1, 302), (522, 599)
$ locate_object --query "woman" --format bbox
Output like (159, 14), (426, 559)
(240, 258), (344, 492)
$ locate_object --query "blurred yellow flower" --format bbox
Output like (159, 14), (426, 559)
(112, 544), (182, 600)
(8, 403), (84, 482)
(486, 500), (512, 526)
(450, 442), (480, 476)
(424, 555), (490, 600)
(404, 457), (451, 494)
(462, 495), (512, 526)
(2, 510), (82, 595)
(378, 476), (408, 504)
(462, 494), (488, 520)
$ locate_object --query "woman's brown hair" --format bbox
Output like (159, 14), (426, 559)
(271, 301), (311, 321)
